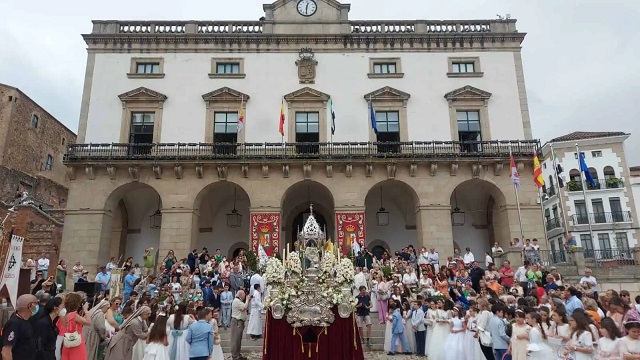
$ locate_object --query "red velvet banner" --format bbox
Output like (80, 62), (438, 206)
(250, 213), (280, 256)
(262, 309), (365, 360)
(335, 212), (365, 256)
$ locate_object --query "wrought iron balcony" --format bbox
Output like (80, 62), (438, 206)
(64, 140), (540, 163)
(544, 217), (562, 231)
(567, 178), (624, 192)
(571, 211), (632, 225)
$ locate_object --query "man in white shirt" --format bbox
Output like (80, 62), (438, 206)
(426, 248), (439, 273)
(514, 261), (530, 294)
(417, 247), (429, 266)
(352, 239), (362, 257)
(37, 253), (50, 278)
(249, 271), (265, 300)
(579, 268), (598, 298)
(463, 247), (475, 265)
(353, 267), (367, 296)
(402, 267), (418, 290)
(491, 242), (504, 256)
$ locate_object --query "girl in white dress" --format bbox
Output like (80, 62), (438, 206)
(428, 300), (451, 360)
(442, 306), (466, 360)
(169, 276), (182, 304)
(167, 304), (194, 360)
(424, 300), (437, 357)
(401, 302), (415, 353)
(596, 317), (621, 360)
(565, 311), (595, 360)
(464, 306), (484, 359)
(618, 319), (640, 359)
(549, 307), (572, 357)
(370, 272), (378, 314)
(247, 285), (264, 339)
(142, 314), (170, 360)
(526, 311), (555, 360)
(208, 309), (224, 360)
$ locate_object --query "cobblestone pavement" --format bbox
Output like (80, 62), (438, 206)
(224, 351), (425, 359)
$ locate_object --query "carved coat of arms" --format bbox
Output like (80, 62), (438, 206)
(296, 48), (317, 84)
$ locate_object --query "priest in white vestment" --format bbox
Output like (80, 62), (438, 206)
(247, 283), (264, 339)
(353, 267), (367, 297)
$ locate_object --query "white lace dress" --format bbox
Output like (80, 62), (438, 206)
(596, 337), (620, 360)
(442, 317), (465, 360)
(167, 315), (194, 360)
(427, 310), (450, 360)
(527, 327), (555, 360)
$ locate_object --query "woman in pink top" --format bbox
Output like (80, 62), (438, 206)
(58, 292), (91, 360)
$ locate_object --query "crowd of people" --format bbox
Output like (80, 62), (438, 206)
(4, 247), (265, 360)
(3, 239), (640, 360)
(352, 242), (640, 359)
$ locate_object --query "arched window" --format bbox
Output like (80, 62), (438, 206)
(31, 115), (39, 128)
(603, 166), (615, 179)
(569, 169), (580, 182)
(588, 167), (599, 180)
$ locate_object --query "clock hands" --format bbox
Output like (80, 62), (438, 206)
(306, 3), (309, 13)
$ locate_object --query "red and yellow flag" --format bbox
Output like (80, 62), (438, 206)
(237, 98), (245, 133)
(278, 99), (285, 136)
(533, 152), (545, 188)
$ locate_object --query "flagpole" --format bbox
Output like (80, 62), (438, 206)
(550, 144), (570, 236)
(537, 187), (551, 252)
(576, 143), (595, 244)
(509, 145), (526, 242)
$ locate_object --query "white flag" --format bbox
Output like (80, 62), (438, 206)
(0, 235), (24, 307)
(258, 245), (269, 268)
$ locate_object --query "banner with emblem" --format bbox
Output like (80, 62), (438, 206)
(0, 235), (24, 307)
(250, 213), (280, 256)
(335, 212), (365, 256)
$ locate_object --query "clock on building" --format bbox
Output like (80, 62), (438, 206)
(297, 0), (317, 17)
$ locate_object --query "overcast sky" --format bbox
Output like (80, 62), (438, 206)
(1, 0), (639, 164)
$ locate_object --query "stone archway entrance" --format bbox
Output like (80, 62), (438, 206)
(281, 181), (335, 251)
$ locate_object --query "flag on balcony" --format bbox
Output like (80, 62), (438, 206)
(509, 150), (521, 188)
(553, 151), (565, 187)
(279, 98), (285, 136)
(533, 152), (545, 188)
(369, 99), (378, 134)
(237, 97), (245, 133)
(330, 98), (336, 136)
(579, 151), (597, 187)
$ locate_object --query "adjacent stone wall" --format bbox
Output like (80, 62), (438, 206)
(0, 204), (64, 278)
(0, 166), (69, 208)
(0, 84), (76, 189)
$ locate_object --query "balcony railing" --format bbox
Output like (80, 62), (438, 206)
(64, 140), (540, 162)
(584, 248), (635, 266)
(571, 211), (632, 225)
(567, 178), (624, 192)
(544, 218), (562, 231)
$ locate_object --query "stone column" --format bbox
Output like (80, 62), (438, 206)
(570, 247), (586, 269)
(158, 209), (198, 269)
(59, 209), (113, 281)
(502, 247), (524, 268)
(416, 205), (454, 264)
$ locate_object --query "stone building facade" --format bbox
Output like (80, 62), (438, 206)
(61, 0), (545, 274)
(0, 83), (76, 208)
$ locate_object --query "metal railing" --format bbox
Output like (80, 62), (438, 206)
(64, 140), (540, 162)
(567, 178), (624, 192)
(545, 218), (562, 231)
(584, 248), (635, 266)
(539, 249), (569, 266)
(571, 211), (632, 225)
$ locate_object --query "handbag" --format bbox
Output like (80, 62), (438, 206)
(63, 313), (82, 348)
(478, 327), (492, 347)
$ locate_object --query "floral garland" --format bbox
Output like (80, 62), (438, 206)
(265, 257), (285, 285)
(336, 258), (355, 286)
(286, 251), (302, 276)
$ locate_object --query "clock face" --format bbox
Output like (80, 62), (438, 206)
(297, 0), (317, 17)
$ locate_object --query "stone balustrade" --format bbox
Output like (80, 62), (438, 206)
(90, 19), (517, 35)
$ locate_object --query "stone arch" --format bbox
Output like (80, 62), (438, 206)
(367, 239), (390, 259)
(603, 166), (616, 179)
(364, 179), (419, 253)
(193, 181), (251, 259)
(102, 182), (163, 267)
(449, 179), (508, 259)
(281, 180), (335, 249)
(227, 241), (249, 260)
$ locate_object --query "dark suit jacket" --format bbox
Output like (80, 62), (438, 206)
(210, 292), (221, 309)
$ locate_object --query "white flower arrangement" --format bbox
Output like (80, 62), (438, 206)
(264, 257), (285, 285)
(336, 258), (355, 286)
(286, 251), (302, 275)
(320, 252), (336, 274)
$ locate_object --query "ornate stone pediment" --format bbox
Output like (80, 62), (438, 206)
(284, 87), (330, 102)
(118, 87), (167, 103)
(363, 86), (410, 105)
(201, 87), (250, 102)
(444, 85), (492, 101)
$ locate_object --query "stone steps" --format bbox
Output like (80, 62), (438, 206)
(218, 321), (388, 353)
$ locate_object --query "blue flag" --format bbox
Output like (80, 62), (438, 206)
(369, 99), (378, 134)
(579, 152), (597, 186)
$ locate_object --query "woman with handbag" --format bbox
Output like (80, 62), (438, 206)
(375, 273), (390, 324)
(58, 292), (91, 360)
(84, 300), (110, 360)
